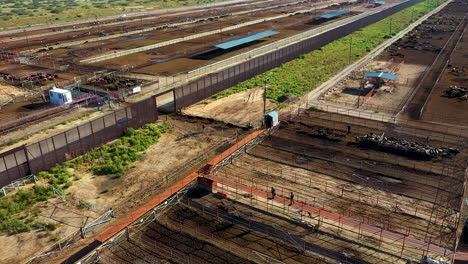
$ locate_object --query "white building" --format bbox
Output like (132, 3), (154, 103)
(49, 87), (72, 105)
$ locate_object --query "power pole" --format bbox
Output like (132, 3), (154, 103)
(263, 78), (269, 116)
(389, 18), (393, 36)
(348, 37), (352, 64)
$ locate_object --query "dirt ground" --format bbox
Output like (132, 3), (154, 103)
(0, 0), (296, 50)
(101, 201), (329, 264)
(0, 82), (29, 100)
(103, 8), (360, 75)
(0, 116), (241, 263)
(94, 106), (467, 264)
(203, 107), (467, 262)
(0, 0), (358, 135)
(189, 191), (405, 263)
(400, 0), (468, 122)
(183, 87), (276, 127)
(323, 0), (468, 115)
(325, 59), (429, 114)
(420, 18), (468, 125)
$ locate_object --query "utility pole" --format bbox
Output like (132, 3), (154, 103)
(263, 78), (269, 116)
(389, 18), (393, 36)
(348, 37), (352, 64)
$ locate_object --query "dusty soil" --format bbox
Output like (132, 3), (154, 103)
(183, 87), (276, 127)
(108, 8), (360, 75)
(0, 116), (241, 263)
(400, 0), (468, 122)
(101, 202), (329, 264)
(189, 192), (406, 263)
(324, 0), (468, 115)
(325, 59), (428, 114)
(0, 0), (296, 51)
(84, 117), (240, 217)
(205, 107), (467, 262)
(420, 18), (468, 126)
(0, 82), (29, 100)
(0, 0), (359, 136)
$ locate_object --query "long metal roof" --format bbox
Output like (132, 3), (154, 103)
(364, 72), (398, 80)
(318, 10), (351, 19)
(212, 31), (279, 49)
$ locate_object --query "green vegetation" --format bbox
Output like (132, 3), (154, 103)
(211, 0), (443, 103)
(0, 0), (228, 28)
(74, 122), (171, 176)
(78, 199), (91, 209)
(0, 122), (170, 235)
(0, 185), (58, 234)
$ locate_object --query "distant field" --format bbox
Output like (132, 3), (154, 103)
(0, 0), (227, 29)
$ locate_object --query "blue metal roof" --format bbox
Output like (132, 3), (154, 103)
(364, 72), (398, 80)
(116, 36), (149, 44)
(213, 31), (279, 49)
(318, 10), (351, 19)
(374, 1), (385, 4)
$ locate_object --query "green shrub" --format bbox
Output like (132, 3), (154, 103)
(34, 221), (58, 231)
(51, 235), (62, 242)
(0, 122), (169, 234)
(79, 200), (92, 209)
(1, 219), (32, 234)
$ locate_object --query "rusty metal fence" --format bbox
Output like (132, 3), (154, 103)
(0, 96), (157, 188)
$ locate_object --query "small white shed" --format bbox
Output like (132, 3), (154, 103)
(265, 111), (279, 128)
(49, 88), (72, 105)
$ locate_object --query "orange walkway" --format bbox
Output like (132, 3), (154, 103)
(59, 129), (267, 263)
(97, 129), (266, 242)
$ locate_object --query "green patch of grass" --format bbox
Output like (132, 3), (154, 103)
(51, 235), (62, 242)
(34, 221), (58, 232)
(0, 185), (56, 234)
(78, 200), (92, 209)
(75, 122), (171, 176)
(211, 0), (443, 103)
(0, 122), (170, 235)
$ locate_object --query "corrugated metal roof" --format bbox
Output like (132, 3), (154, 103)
(318, 10), (351, 19)
(116, 36), (149, 44)
(212, 31), (279, 49)
(374, 1), (385, 4)
(364, 72), (398, 80)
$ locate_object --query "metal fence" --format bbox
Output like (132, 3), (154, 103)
(0, 96), (157, 188)
(171, 0), (424, 109)
(0, 0), (425, 188)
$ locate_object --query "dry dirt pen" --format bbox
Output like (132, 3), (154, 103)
(90, 2), (365, 74)
(207, 107), (468, 263)
(322, 0), (468, 117)
(66, 108), (468, 264)
(1, 0), (312, 53)
(0, 0), (289, 51)
(419, 9), (468, 125)
(97, 196), (333, 264)
(0, 0), (380, 134)
(3, 115), (243, 264)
